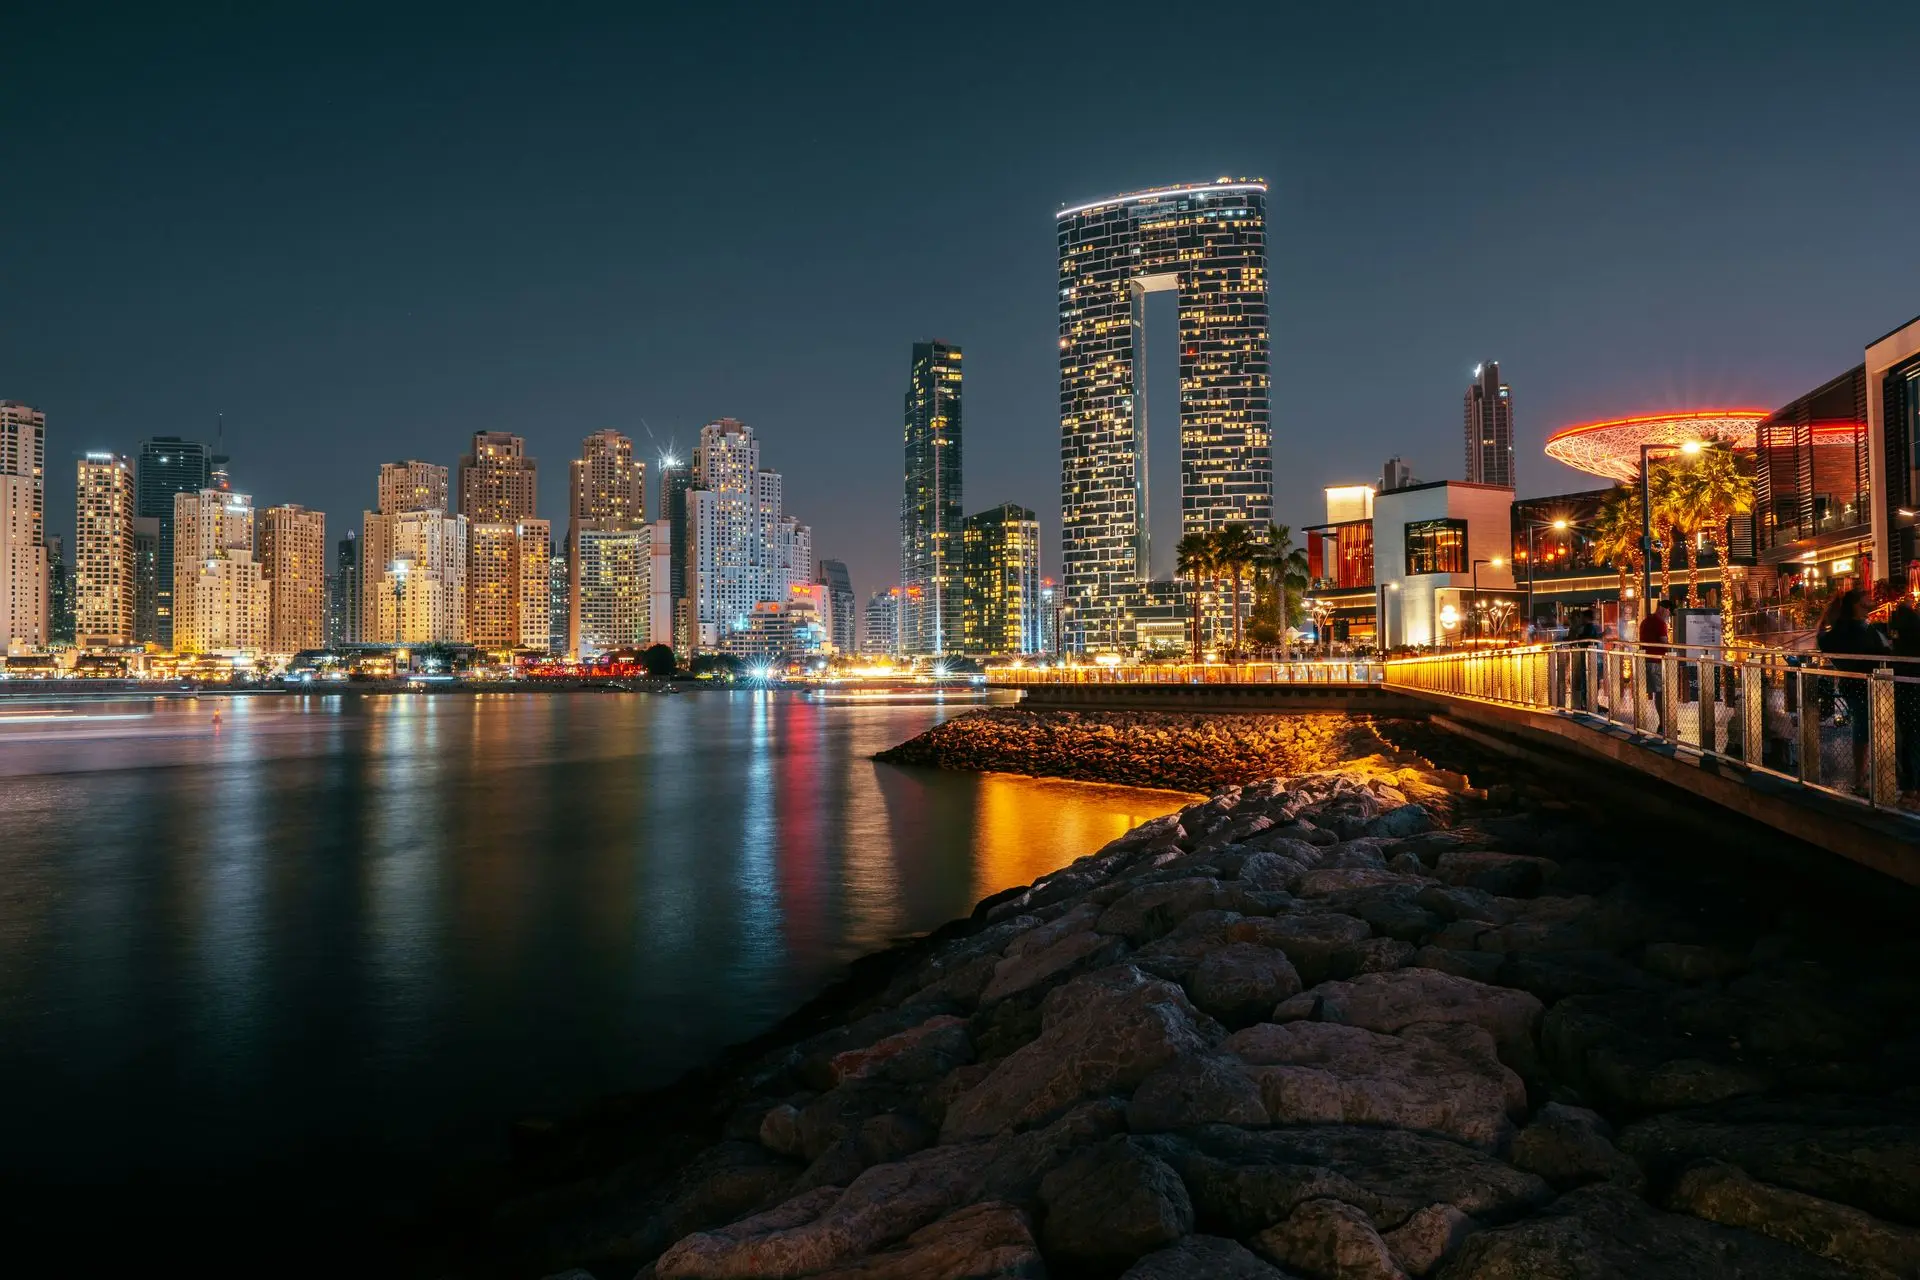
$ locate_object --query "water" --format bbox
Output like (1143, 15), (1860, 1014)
(0, 692), (1186, 1252)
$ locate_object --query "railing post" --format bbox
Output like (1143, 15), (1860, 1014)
(1535, 649), (1549, 708)
(1696, 656), (1714, 751)
(1606, 648), (1620, 722)
(1798, 669), (1822, 785)
(1871, 667), (1897, 808)
(1661, 652), (1680, 744)
(1741, 659), (1763, 765)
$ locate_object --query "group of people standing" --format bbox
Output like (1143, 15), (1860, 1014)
(1815, 588), (1920, 794)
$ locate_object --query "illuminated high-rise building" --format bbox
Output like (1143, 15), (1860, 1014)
(458, 433), (546, 652)
(1037, 579), (1061, 657)
(132, 518), (160, 642)
(687, 418), (787, 650)
(1464, 362), (1514, 488)
(861, 588), (900, 655)
(566, 430), (645, 658)
(0, 402), (47, 649)
(659, 456), (694, 651)
(900, 341), (963, 655)
(330, 532), (359, 645)
(75, 454), (136, 647)
(135, 436), (214, 648)
(961, 503), (1042, 656)
(818, 558), (856, 654)
(576, 525), (651, 656)
(173, 486), (268, 654)
(361, 461), (463, 643)
(1057, 179), (1271, 650)
(260, 504), (327, 653)
(548, 552), (569, 654)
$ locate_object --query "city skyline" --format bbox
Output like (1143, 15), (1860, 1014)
(7, 7), (1915, 606)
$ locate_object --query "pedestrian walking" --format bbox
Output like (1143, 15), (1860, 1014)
(1816, 588), (1890, 794)
(1639, 602), (1671, 735)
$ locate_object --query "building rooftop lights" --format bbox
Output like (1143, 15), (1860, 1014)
(1056, 180), (1269, 220)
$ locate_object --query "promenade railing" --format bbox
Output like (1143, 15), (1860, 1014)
(990, 660), (1385, 687)
(1384, 642), (1920, 819)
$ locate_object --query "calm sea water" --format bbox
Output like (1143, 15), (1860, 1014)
(0, 692), (1185, 1251)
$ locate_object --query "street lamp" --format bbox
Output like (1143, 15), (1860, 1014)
(1639, 439), (1701, 616)
(1471, 557), (1504, 644)
(1520, 517), (1573, 634)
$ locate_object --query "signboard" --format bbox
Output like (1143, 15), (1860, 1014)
(1680, 608), (1723, 650)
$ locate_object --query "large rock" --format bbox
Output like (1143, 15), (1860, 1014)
(1127, 1054), (1270, 1132)
(1120, 1235), (1293, 1278)
(827, 1016), (973, 1086)
(1381, 1205), (1476, 1277)
(1362, 803), (1436, 839)
(539, 1139), (801, 1267)
(1252, 1197), (1406, 1279)
(1618, 1097), (1920, 1226)
(807, 1202), (1045, 1279)
(1507, 1103), (1644, 1192)
(1097, 878), (1275, 943)
(1541, 992), (1773, 1112)
(1501, 950), (1664, 1003)
(655, 1143), (995, 1279)
(973, 1098), (1129, 1205)
(979, 929), (1125, 1005)
(1438, 1182), (1860, 1279)
(1238, 849), (1312, 891)
(1408, 947), (1506, 985)
(1189, 943), (1304, 1026)
(1269, 968), (1543, 1071)
(1037, 1137), (1195, 1270)
(1139, 1124), (1551, 1237)
(1224, 1021), (1523, 1149)
(1668, 1159), (1920, 1280)
(1229, 914), (1373, 985)
(941, 966), (1218, 1142)
(1432, 850), (1557, 898)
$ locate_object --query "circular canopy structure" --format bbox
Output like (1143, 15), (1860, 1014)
(1544, 410), (1772, 482)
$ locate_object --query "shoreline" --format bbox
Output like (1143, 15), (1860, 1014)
(421, 708), (1919, 1279)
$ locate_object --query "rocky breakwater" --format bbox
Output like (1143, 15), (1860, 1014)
(519, 752), (1920, 1280)
(873, 709), (1381, 793)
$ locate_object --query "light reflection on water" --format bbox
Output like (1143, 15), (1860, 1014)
(0, 691), (1187, 1244)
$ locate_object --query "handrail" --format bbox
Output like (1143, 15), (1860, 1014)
(988, 661), (1385, 686)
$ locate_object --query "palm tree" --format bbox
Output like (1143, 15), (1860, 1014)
(1591, 485), (1644, 615)
(1690, 442), (1756, 635)
(1257, 523), (1310, 654)
(1647, 462), (1684, 604)
(1669, 465), (1715, 607)
(1211, 523), (1259, 656)
(1175, 531), (1215, 658)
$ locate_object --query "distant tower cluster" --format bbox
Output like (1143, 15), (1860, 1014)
(0, 402), (47, 649)
(362, 460), (467, 645)
(172, 486), (268, 654)
(1057, 180), (1272, 652)
(901, 341), (964, 656)
(1464, 362), (1515, 488)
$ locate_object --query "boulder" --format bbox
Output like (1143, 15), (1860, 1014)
(1127, 1054), (1270, 1132)
(1295, 868), (1425, 897)
(1617, 1097), (1920, 1226)
(941, 966), (1218, 1142)
(1349, 896), (1444, 944)
(1408, 947), (1505, 986)
(1229, 914), (1373, 985)
(1139, 1123), (1550, 1236)
(1224, 1021), (1523, 1149)
(1439, 1182), (1860, 1279)
(1269, 968), (1543, 1072)
(1541, 993), (1773, 1112)
(655, 1143), (995, 1279)
(1189, 943), (1304, 1026)
(1362, 803), (1435, 839)
(760, 1103), (806, 1158)
(1667, 1158), (1920, 1280)
(807, 1202), (1045, 1279)
(1507, 1103), (1645, 1191)
(1120, 1235), (1293, 1278)
(1501, 950), (1665, 1003)
(1432, 851), (1557, 898)
(1472, 895), (1601, 953)
(1380, 1204), (1476, 1277)
(540, 1139), (801, 1267)
(1238, 849), (1311, 891)
(789, 1004), (972, 1091)
(1413, 885), (1510, 925)
(974, 1098), (1130, 1204)
(1331, 938), (1416, 980)
(1001, 902), (1104, 960)
(1037, 1137), (1195, 1270)
(979, 930), (1124, 1005)
(1252, 1197), (1406, 1279)
(1131, 910), (1247, 983)
(827, 1016), (973, 1086)
(1097, 879), (1275, 944)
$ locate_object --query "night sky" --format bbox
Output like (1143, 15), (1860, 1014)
(5, 2), (1918, 601)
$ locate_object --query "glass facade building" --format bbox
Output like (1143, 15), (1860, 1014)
(1464, 363), (1515, 488)
(901, 341), (963, 656)
(135, 436), (214, 649)
(1057, 180), (1270, 651)
(960, 502), (1041, 656)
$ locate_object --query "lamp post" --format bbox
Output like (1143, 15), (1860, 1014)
(1471, 556), (1504, 644)
(1521, 517), (1572, 634)
(1638, 440), (1701, 620)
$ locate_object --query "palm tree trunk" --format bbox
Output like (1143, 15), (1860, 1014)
(1710, 530), (1735, 639)
(1278, 578), (1288, 657)
(1230, 569), (1243, 653)
(1684, 536), (1701, 607)
(1658, 524), (1676, 600)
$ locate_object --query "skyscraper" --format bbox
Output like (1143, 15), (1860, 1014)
(0, 402), (46, 649)
(173, 486), (268, 654)
(46, 535), (74, 646)
(566, 431), (646, 658)
(132, 518), (160, 642)
(548, 552), (569, 654)
(361, 461), (464, 643)
(659, 456), (693, 652)
(135, 436), (215, 649)
(900, 341), (963, 655)
(575, 526), (651, 655)
(1463, 362), (1514, 488)
(260, 504), (327, 652)
(458, 433), (547, 651)
(818, 558), (856, 654)
(75, 453), (135, 646)
(331, 532), (359, 645)
(961, 503), (1042, 656)
(686, 418), (789, 651)
(1057, 180), (1271, 651)
(861, 588), (900, 655)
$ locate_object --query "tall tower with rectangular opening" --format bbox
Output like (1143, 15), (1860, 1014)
(901, 341), (963, 656)
(1057, 179), (1270, 652)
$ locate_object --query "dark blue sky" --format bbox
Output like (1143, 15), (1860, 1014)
(5, 2), (1917, 599)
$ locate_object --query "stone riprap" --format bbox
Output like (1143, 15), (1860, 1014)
(873, 709), (1383, 793)
(488, 738), (1920, 1280)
